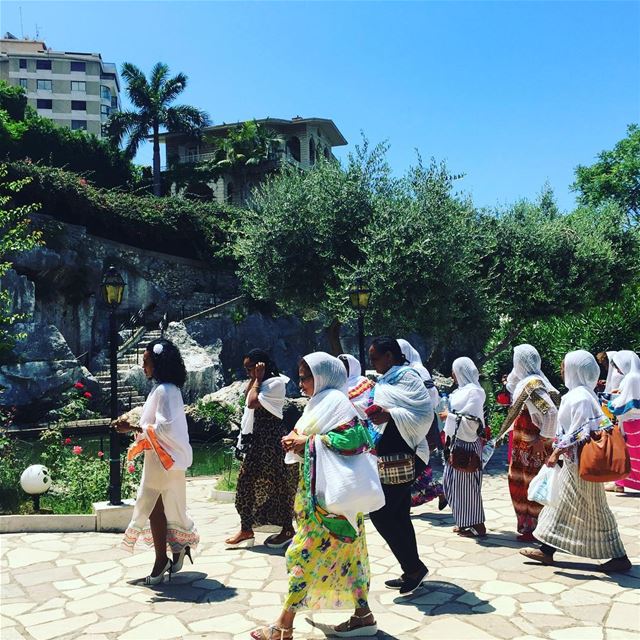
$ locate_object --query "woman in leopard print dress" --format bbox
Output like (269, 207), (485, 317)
(225, 350), (298, 549)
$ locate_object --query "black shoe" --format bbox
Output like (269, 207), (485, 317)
(438, 495), (448, 511)
(399, 566), (429, 595)
(384, 577), (405, 590)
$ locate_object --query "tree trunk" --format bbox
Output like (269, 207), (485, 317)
(152, 122), (161, 197)
(325, 318), (343, 356)
(477, 324), (525, 368)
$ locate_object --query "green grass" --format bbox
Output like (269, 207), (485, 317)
(215, 468), (240, 492)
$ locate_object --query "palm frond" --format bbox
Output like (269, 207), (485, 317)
(150, 62), (170, 94)
(164, 105), (210, 134)
(160, 73), (188, 105)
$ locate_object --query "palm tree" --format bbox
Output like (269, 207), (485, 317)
(105, 62), (209, 196)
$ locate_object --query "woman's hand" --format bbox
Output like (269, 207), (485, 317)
(282, 432), (308, 454)
(369, 409), (391, 425)
(546, 449), (562, 467)
(112, 419), (133, 433)
(438, 409), (449, 421)
(255, 362), (266, 383)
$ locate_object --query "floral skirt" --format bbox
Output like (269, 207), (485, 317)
(122, 450), (199, 554)
(284, 471), (370, 612)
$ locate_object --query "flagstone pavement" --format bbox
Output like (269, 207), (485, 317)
(2, 454), (639, 640)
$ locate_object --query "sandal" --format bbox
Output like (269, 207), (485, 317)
(226, 531), (255, 548)
(519, 547), (554, 565)
(265, 531), (295, 549)
(333, 613), (377, 638)
(249, 624), (293, 640)
(457, 525), (487, 538)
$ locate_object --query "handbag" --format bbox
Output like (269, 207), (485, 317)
(444, 413), (483, 473)
(377, 453), (415, 485)
(527, 464), (561, 506)
(579, 425), (631, 483)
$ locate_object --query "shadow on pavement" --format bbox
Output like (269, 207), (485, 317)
(127, 571), (238, 603)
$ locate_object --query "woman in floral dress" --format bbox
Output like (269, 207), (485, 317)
(250, 352), (377, 640)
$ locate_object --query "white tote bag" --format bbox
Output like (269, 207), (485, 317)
(314, 444), (386, 528)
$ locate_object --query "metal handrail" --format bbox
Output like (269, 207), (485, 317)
(181, 295), (245, 323)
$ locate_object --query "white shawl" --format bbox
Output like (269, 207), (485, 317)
(239, 374), (289, 443)
(444, 357), (486, 443)
(372, 365), (433, 464)
(397, 338), (439, 407)
(604, 350), (623, 393)
(609, 350), (640, 421)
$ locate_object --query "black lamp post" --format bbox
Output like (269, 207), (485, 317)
(349, 277), (371, 374)
(101, 266), (125, 506)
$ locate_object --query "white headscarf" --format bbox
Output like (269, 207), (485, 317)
(397, 338), (439, 407)
(604, 350), (623, 393)
(506, 344), (558, 399)
(239, 374), (289, 442)
(556, 350), (610, 453)
(372, 365), (433, 464)
(609, 350), (640, 420)
(338, 353), (367, 390)
(445, 357), (486, 442)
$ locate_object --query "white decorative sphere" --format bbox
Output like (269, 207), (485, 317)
(20, 465), (52, 495)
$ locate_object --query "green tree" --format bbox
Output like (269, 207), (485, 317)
(0, 164), (42, 359)
(105, 63), (209, 196)
(572, 124), (640, 224)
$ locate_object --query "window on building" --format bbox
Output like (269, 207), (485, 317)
(71, 81), (86, 92)
(100, 105), (110, 117)
(71, 100), (86, 111)
(100, 85), (111, 100)
(37, 79), (52, 91)
(70, 61), (86, 72)
(286, 136), (301, 162)
(309, 137), (316, 165)
(36, 60), (52, 70)
(71, 120), (87, 131)
(37, 99), (53, 110)
(19, 58), (27, 69)
(19, 78), (28, 88)
(111, 96), (118, 109)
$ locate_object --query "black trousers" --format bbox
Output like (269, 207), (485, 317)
(369, 479), (426, 576)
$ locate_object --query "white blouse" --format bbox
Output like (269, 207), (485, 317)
(139, 383), (193, 471)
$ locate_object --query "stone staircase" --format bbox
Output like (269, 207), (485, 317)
(94, 328), (163, 412)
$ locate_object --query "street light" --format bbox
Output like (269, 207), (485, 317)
(349, 277), (371, 374)
(100, 266), (125, 506)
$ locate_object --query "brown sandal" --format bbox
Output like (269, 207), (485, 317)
(249, 624), (293, 640)
(457, 525), (487, 538)
(333, 613), (377, 637)
(519, 547), (554, 565)
(226, 531), (255, 548)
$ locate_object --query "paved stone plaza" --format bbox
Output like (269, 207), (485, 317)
(2, 456), (639, 640)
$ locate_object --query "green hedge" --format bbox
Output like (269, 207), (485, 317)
(7, 161), (238, 263)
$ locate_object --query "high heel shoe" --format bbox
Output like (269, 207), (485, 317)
(172, 546), (193, 573)
(225, 531), (255, 548)
(143, 558), (172, 585)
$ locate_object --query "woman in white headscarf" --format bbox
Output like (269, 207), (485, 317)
(250, 353), (377, 640)
(439, 356), (487, 538)
(502, 344), (560, 541)
(338, 353), (374, 419)
(396, 339), (446, 510)
(607, 350), (640, 494)
(521, 350), (631, 573)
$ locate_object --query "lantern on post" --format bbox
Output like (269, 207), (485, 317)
(348, 277), (371, 374)
(100, 266), (125, 505)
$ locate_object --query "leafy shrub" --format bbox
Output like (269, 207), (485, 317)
(190, 399), (237, 434)
(47, 381), (99, 423)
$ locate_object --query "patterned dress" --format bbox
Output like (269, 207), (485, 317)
(508, 409), (554, 534)
(235, 407), (298, 531)
(284, 421), (371, 612)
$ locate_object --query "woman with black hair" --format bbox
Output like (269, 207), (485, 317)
(226, 349), (298, 549)
(116, 338), (199, 585)
(367, 336), (433, 595)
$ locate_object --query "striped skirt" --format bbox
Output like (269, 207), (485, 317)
(616, 418), (640, 490)
(442, 438), (485, 529)
(534, 460), (626, 559)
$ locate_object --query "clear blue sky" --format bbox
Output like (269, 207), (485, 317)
(2, 1), (638, 211)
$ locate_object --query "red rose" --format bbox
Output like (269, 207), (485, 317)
(83, 392), (92, 399)
(496, 391), (511, 406)
(74, 382), (84, 389)
(72, 445), (83, 455)
(97, 451), (104, 458)
(64, 437), (72, 445)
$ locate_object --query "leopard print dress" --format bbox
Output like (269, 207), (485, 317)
(235, 406), (299, 530)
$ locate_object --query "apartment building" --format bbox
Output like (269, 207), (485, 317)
(0, 33), (120, 138)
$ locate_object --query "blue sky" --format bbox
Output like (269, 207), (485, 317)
(2, 1), (638, 211)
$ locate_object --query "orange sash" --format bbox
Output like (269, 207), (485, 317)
(127, 425), (175, 470)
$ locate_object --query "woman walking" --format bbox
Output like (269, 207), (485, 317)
(118, 339), (199, 584)
(503, 344), (559, 540)
(521, 350), (631, 573)
(250, 353), (377, 639)
(608, 350), (640, 494)
(396, 339), (446, 510)
(339, 353), (374, 418)
(440, 357), (487, 538)
(367, 337), (433, 595)
(226, 349), (298, 549)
